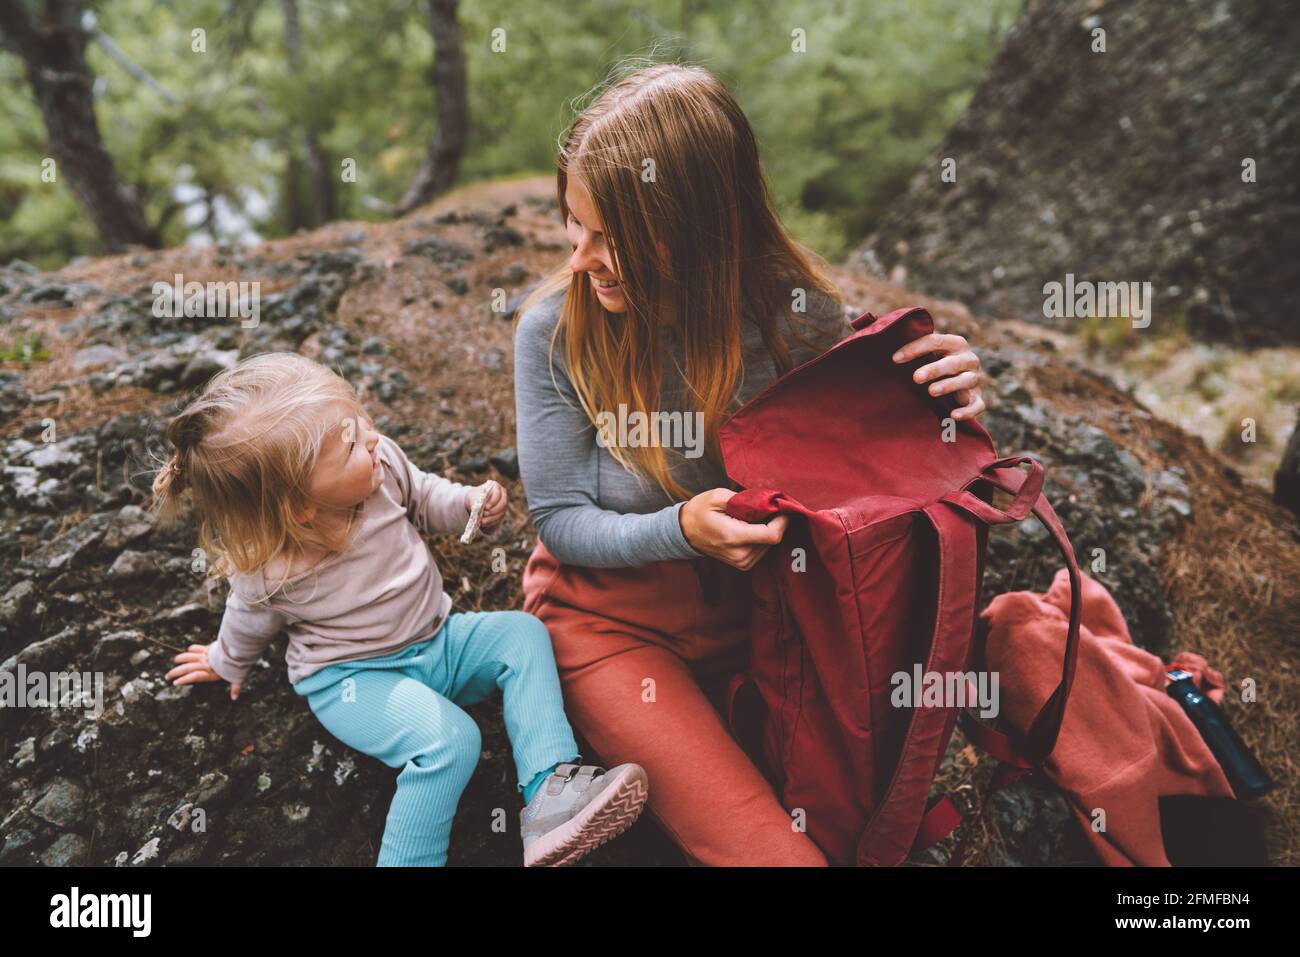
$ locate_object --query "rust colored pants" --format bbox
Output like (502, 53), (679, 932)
(522, 540), (828, 866)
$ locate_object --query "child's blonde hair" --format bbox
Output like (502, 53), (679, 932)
(151, 351), (365, 581)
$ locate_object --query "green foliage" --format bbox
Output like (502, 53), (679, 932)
(1079, 312), (1144, 360)
(0, 334), (51, 363)
(0, 0), (1021, 266)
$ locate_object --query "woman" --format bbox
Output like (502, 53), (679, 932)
(513, 62), (986, 866)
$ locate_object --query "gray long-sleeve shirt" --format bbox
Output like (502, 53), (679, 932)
(513, 286), (852, 568)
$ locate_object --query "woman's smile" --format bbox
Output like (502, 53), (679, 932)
(592, 274), (623, 301)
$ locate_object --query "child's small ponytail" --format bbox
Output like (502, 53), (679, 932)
(151, 404), (203, 523)
(150, 452), (187, 521)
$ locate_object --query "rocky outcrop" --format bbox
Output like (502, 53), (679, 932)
(0, 199), (688, 866)
(1, 186), (1294, 867)
(856, 0), (1300, 346)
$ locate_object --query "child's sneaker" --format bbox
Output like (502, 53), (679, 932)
(521, 762), (648, 866)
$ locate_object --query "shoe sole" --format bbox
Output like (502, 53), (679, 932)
(523, 765), (649, 867)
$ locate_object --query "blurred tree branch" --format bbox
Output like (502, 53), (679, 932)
(0, 0), (160, 251)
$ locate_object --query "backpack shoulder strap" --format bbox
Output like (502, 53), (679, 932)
(942, 459), (1084, 761)
(911, 459), (1085, 862)
(856, 498), (981, 866)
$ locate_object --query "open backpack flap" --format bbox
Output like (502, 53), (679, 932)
(717, 306), (1083, 866)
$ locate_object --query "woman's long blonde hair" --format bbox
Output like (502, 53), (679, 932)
(150, 352), (365, 587)
(516, 60), (844, 501)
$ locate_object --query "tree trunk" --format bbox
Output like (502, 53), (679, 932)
(280, 0), (335, 227)
(282, 146), (307, 234)
(1275, 408), (1300, 518)
(0, 0), (160, 251)
(395, 0), (467, 217)
(303, 135), (335, 226)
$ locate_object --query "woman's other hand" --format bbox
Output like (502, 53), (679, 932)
(680, 488), (788, 570)
(892, 332), (986, 421)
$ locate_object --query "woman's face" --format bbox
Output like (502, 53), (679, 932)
(564, 176), (626, 313)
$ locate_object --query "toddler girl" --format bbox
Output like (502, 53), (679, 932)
(155, 351), (648, 866)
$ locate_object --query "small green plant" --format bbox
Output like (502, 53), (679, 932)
(1078, 313), (1140, 359)
(0, 334), (51, 363)
(1191, 353), (1232, 401)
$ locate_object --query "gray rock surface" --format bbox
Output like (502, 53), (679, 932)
(857, 0), (1300, 345)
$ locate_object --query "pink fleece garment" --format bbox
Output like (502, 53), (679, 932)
(980, 567), (1234, 866)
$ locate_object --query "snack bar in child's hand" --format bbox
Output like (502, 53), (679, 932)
(460, 480), (498, 544)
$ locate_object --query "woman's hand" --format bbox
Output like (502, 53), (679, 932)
(464, 481), (508, 529)
(166, 642), (241, 701)
(680, 488), (788, 571)
(892, 332), (986, 421)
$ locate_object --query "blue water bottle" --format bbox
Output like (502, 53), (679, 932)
(1165, 669), (1272, 801)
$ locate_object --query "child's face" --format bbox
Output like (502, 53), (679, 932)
(307, 402), (384, 510)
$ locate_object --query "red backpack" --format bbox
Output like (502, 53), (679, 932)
(718, 305), (1083, 866)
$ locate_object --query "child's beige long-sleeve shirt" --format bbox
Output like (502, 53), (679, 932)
(206, 434), (473, 686)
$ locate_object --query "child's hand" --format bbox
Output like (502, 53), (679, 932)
(166, 642), (242, 701)
(464, 480), (508, 529)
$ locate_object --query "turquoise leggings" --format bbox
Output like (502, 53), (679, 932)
(292, 610), (581, 866)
